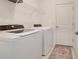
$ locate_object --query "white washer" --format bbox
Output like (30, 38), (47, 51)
(0, 25), (42, 59)
(31, 27), (53, 56)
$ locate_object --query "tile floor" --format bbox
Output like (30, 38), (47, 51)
(42, 44), (76, 59)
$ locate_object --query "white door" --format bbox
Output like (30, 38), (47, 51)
(56, 4), (74, 46)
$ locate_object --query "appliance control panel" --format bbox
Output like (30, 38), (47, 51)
(8, 0), (23, 3)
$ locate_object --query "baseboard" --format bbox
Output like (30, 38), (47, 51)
(42, 43), (56, 59)
(56, 43), (73, 46)
(72, 47), (78, 59)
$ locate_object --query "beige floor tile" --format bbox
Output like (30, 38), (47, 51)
(42, 45), (77, 59)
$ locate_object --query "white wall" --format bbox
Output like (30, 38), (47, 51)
(0, 0), (41, 28)
(39, 0), (56, 46)
(39, 0), (56, 28)
(0, 0), (56, 28)
(0, 0), (16, 24)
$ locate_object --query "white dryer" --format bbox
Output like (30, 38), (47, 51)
(31, 27), (53, 56)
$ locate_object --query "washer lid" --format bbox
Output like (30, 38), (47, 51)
(0, 32), (19, 40)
